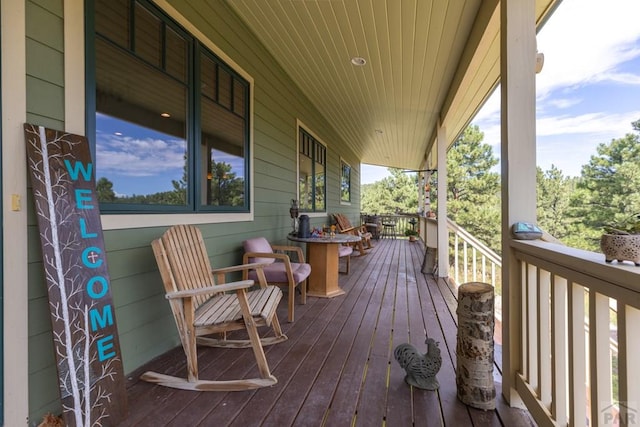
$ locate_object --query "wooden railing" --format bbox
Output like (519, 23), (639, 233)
(439, 219), (639, 426)
(511, 240), (640, 427)
(447, 218), (502, 290)
(361, 213), (420, 237)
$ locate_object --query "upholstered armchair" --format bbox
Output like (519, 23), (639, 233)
(243, 237), (311, 322)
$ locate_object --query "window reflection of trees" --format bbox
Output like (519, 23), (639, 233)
(298, 128), (326, 212)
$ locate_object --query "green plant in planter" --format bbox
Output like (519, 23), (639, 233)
(603, 213), (640, 235)
(600, 213), (640, 266)
(404, 228), (420, 241)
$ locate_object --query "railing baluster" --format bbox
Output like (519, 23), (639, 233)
(472, 247), (477, 281)
(569, 282), (587, 427)
(454, 232), (459, 284)
(482, 255), (486, 283)
(527, 264), (538, 390)
(589, 291), (612, 426)
(521, 262), (528, 376)
(551, 275), (568, 425)
(491, 263), (496, 288)
(538, 269), (552, 408)
(463, 241), (468, 283)
(618, 304), (640, 424)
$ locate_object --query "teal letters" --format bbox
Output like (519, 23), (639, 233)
(96, 335), (116, 361)
(90, 305), (114, 331)
(68, 159), (117, 362)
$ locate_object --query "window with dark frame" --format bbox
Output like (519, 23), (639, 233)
(340, 160), (351, 203)
(298, 127), (326, 212)
(91, 0), (250, 213)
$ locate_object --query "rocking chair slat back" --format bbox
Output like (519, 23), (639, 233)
(162, 225), (213, 308)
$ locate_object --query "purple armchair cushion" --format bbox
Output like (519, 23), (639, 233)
(247, 262), (311, 284)
(242, 237), (276, 264)
(338, 246), (353, 257)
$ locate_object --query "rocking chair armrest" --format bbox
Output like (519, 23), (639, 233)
(165, 280), (255, 300)
(338, 225), (358, 233)
(211, 262), (269, 275)
(271, 245), (305, 263)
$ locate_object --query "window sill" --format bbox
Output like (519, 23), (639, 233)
(101, 212), (253, 230)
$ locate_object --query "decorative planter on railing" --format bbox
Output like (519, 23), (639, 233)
(600, 234), (640, 266)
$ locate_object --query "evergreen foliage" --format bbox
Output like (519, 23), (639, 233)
(536, 165), (576, 242)
(362, 119), (640, 255)
(361, 168), (418, 214)
(564, 119), (640, 250)
(444, 125), (501, 253)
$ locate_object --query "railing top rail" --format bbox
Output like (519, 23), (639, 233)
(447, 218), (502, 266)
(512, 239), (640, 295)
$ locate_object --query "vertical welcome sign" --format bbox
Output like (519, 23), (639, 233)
(24, 124), (127, 426)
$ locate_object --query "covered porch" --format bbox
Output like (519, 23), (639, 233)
(122, 238), (533, 426)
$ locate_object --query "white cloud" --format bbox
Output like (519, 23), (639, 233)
(536, 0), (640, 99)
(472, 0), (640, 170)
(546, 97), (581, 110)
(96, 134), (186, 177)
(537, 111), (640, 137)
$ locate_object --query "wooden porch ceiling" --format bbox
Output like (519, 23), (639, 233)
(123, 238), (533, 426)
(221, 0), (560, 171)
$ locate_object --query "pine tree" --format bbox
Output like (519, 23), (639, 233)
(569, 120), (640, 250)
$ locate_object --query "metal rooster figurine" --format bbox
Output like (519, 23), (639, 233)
(394, 338), (442, 390)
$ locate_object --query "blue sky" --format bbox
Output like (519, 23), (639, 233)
(95, 113), (245, 196)
(363, 0), (640, 184)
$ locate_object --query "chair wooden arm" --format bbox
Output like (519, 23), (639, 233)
(338, 225), (358, 234)
(211, 262), (269, 275)
(243, 251), (292, 263)
(271, 245), (306, 263)
(166, 280), (255, 300)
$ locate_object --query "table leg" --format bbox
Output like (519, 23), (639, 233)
(306, 243), (345, 298)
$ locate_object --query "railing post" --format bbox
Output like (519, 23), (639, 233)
(500, 0), (537, 408)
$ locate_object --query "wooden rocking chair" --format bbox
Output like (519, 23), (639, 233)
(141, 224), (288, 391)
(332, 213), (374, 255)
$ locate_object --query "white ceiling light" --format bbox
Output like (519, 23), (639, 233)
(351, 57), (366, 66)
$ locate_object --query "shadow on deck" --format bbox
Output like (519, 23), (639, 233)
(122, 238), (534, 426)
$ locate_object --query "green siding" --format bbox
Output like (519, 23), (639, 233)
(25, 0), (67, 422)
(26, 0), (364, 422)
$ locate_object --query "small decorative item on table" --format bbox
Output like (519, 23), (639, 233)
(330, 224), (336, 238)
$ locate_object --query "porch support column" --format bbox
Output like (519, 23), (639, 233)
(436, 121), (449, 277)
(500, 0), (537, 407)
(2, 0), (29, 424)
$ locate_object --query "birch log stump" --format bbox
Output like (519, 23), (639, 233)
(456, 282), (496, 410)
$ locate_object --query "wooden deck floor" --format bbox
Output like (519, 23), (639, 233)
(122, 238), (534, 426)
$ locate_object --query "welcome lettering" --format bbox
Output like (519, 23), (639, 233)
(64, 159), (116, 362)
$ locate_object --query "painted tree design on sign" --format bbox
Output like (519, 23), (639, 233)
(25, 124), (127, 426)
